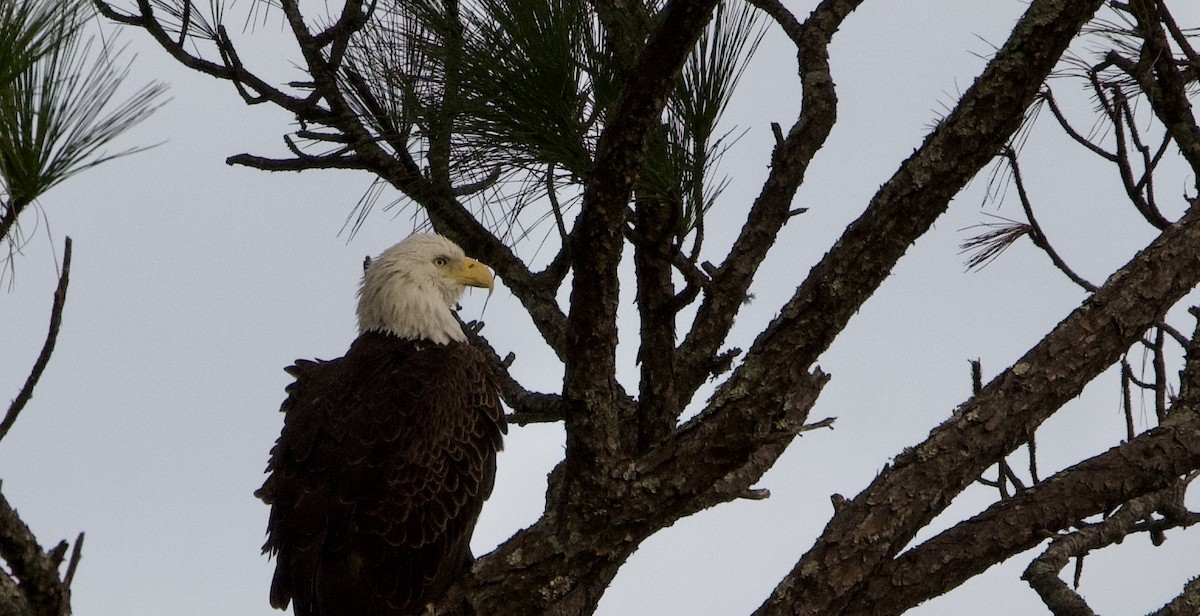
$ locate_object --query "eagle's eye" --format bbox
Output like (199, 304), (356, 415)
(433, 257), (449, 267)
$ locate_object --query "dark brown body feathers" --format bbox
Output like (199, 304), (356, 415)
(256, 332), (505, 616)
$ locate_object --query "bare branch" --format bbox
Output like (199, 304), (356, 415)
(94, 0), (320, 118)
(632, 191), (682, 450)
(226, 152), (364, 171)
(1155, 0), (1200, 68)
(62, 533), (83, 590)
(1039, 88), (1118, 161)
(1122, 360), (1138, 441)
(0, 238), (72, 444)
(744, 0), (802, 46)
(1002, 147), (1098, 292)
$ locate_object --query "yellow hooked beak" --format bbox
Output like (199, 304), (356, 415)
(449, 257), (495, 294)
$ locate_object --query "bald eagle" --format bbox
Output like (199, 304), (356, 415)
(256, 233), (506, 616)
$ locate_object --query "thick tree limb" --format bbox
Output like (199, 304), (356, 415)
(562, 0), (720, 470)
(839, 421), (1200, 615)
(758, 190), (1200, 614)
(633, 190), (683, 451)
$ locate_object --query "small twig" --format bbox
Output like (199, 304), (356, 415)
(1002, 148), (1098, 292)
(295, 129), (353, 144)
(1000, 459), (1027, 493)
(1153, 327), (1168, 424)
(63, 532), (84, 588)
(977, 475), (1001, 489)
(283, 134), (353, 160)
(738, 488), (770, 501)
(0, 238), (72, 444)
(177, 0), (192, 46)
(1156, 320), (1189, 349)
(1027, 432), (1040, 484)
(1115, 89), (1172, 229)
(546, 163), (569, 244)
(972, 359), (1006, 497)
(668, 248), (712, 312)
(1121, 360), (1137, 441)
(1039, 88), (1117, 161)
(1126, 370), (1155, 391)
(797, 416), (836, 433)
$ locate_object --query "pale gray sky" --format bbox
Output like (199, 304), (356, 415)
(2, 1), (1198, 615)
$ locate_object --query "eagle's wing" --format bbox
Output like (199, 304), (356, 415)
(257, 335), (505, 616)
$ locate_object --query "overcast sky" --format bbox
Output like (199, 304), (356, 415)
(2, 1), (1199, 615)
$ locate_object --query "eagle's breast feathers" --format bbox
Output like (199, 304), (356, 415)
(257, 234), (504, 616)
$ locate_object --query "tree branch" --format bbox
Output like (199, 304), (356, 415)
(461, 323), (566, 425)
(1039, 88), (1119, 162)
(759, 185), (1200, 615)
(633, 189), (683, 451)
(1022, 486), (1191, 616)
(673, 0), (858, 408)
(1117, 1), (1200, 182)
(226, 152), (365, 171)
(1002, 147), (1098, 292)
(841, 417), (1200, 615)
(0, 238), (72, 445)
(639, 3), (1109, 591)
(0, 487), (75, 616)
(562, 0), (721, 470)
(848, 299), (1200, 613)
(94, 0), (321, 118)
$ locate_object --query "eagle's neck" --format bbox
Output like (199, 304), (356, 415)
(356, 278), (465, 345)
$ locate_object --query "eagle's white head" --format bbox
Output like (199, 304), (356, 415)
(357, 233), (494, 344)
